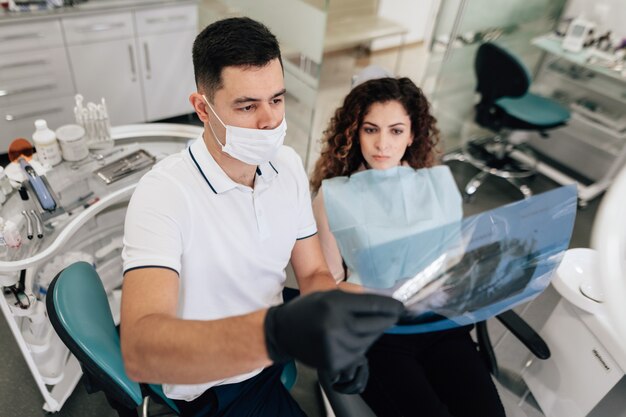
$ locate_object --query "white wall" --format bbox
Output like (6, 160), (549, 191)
(371, 0), (437, 50)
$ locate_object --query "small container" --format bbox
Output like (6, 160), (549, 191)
(56, 124), (89, 162)
(32, 120), (62, 166)
(0, 167), (14, 196)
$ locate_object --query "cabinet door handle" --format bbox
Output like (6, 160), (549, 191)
(5, 107), (63, 122)
(0, 32), (43, 41)
(146, 15), (188, 24)
(143, 42), (152, 80)
(146, 17), (166, 24)
(0, 59), (47, 70)
(75, 22), (125, 33)
(0, 83), (56, 97)
(128, 44), (137, 82)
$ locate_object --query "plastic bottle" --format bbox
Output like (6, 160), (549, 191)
(0, 167), (13, 196)
(32, 120), (62, 166)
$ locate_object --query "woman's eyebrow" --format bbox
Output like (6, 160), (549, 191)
(362, 121), (379, 127)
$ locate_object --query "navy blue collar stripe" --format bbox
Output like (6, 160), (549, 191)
(188, 148), (217, 194)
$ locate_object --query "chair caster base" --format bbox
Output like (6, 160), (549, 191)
(463, 193), (476, 204)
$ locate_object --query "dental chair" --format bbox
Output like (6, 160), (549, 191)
(46, 262), (180, 417)
(319, 312), (551, 417)
(444, 42), (570, 201)
(46, 262), (297, 417)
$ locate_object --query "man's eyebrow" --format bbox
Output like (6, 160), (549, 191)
(232, 89), (287, 105)
(272, 88), (287, 99)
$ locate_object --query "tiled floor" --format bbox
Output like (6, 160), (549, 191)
(0, 45), (609, 417)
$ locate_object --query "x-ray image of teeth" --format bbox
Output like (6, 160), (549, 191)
(337, 185), (577, 334)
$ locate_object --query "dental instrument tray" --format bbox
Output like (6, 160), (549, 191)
(94, 149), (155, 184)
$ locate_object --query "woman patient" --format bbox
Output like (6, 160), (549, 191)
(310, 76), (505, 417)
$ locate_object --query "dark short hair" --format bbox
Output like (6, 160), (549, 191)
(192, 17), (282, 101)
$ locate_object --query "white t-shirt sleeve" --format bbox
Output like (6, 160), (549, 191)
(122, 171), (189, 274)
(289, 148), (317, 240)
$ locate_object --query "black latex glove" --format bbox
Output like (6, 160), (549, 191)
(264, 290), (404, 373)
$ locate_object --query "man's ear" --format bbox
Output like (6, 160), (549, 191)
(189, 92), (210, 123)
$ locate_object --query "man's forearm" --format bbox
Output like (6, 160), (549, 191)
(121, 309), (272, 384)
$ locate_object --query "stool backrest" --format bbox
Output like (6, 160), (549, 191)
(46, 261), (143, 410)
(475, 42), (531, 105)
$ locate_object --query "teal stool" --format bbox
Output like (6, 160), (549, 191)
(443, 42), (570, 201)
(46, 262), (297, 416)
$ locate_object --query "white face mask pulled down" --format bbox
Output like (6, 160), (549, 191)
(202, 95), (287, 165)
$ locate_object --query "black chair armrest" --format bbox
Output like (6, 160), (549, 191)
(496, 310), (550, 360)
(476, 321), (499, 377)
(318, 371), (377, 417)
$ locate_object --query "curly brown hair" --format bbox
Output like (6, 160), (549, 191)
(310, 77), (440, 193)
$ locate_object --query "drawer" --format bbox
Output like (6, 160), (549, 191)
(0, 20), (64, 54)
(62, 12), (134, 45)
(0, 46), (72, 83)
(0, 95), (76, 151)
(0, 71), (74, 108)
(135, 4), (198, 36)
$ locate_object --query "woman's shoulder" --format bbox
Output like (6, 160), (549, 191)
(321, 174), (351, 188)
(414, 164), (452, 175)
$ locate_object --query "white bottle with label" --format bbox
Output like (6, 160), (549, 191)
(32, 119), (62, 166)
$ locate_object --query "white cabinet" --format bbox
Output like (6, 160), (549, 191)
(0, 96), (76, 145)
(0, 19), (65, 54)
(66, 39), (145, 125)
(63, 4), (198, 125)
(135, 4), (197, 121)
(0, 1), (198, 144)
(136, 29), (197, 120)
(63, 12), (145, 126)
(0, 20), (74, 150)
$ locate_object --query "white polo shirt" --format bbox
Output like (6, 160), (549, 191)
(122, 137), (317, 401)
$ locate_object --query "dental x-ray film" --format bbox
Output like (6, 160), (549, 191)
(342, 185), (577, 333)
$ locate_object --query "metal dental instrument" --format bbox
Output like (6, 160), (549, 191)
(70, 147), (124, 170)
(29, 209), (43, 238)
(22, 211), (33, 240)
